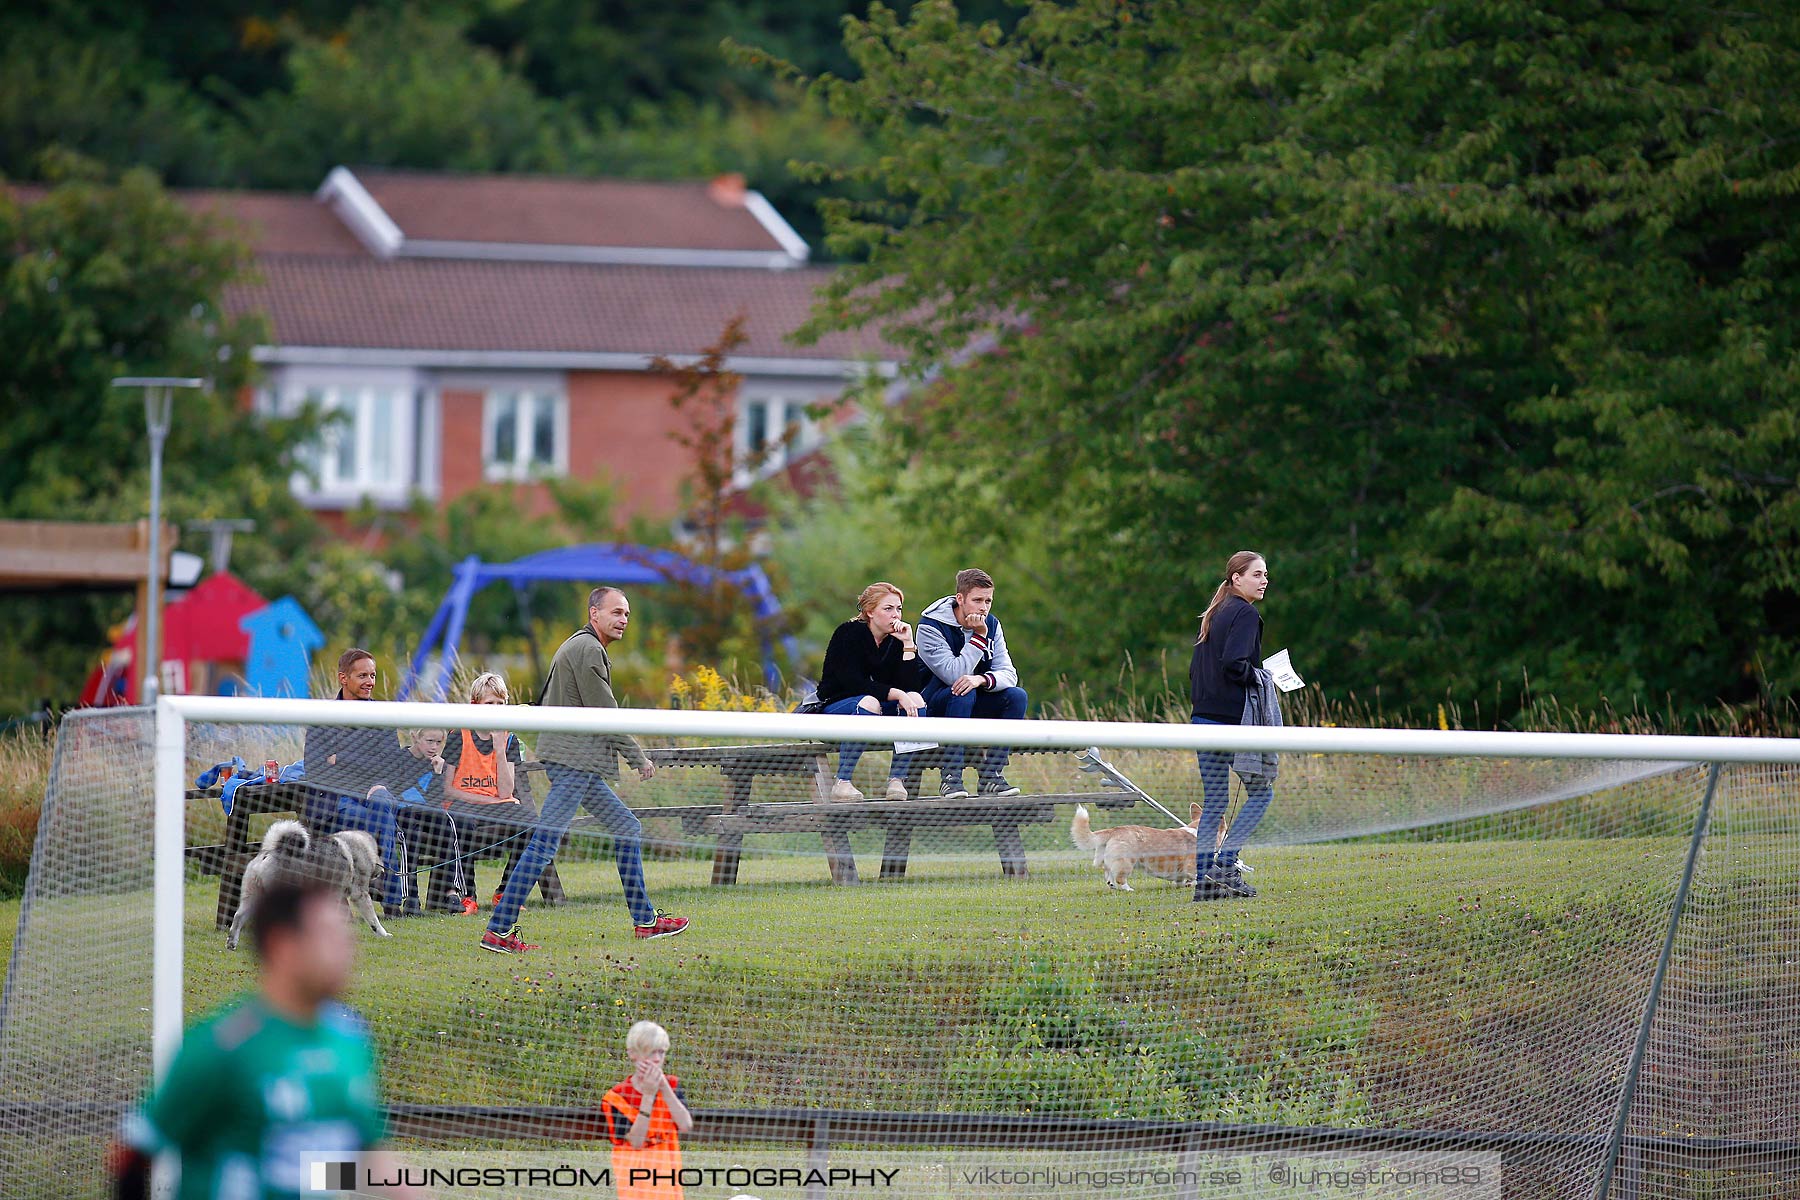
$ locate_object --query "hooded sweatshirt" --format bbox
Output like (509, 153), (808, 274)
(915, 595), (1019, 697)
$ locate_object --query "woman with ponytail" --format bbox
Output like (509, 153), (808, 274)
(1188, 550), (1273, 899)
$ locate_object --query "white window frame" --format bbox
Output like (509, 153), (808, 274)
(734, 389), (827, 487)
(481, 389), (569, 482)
(259, 366), (420, 507)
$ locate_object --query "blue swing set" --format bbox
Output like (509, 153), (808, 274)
(398, 543), (796, 700)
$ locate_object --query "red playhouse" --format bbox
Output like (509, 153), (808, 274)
(80, 572), (270, 706)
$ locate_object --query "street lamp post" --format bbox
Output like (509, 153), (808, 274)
(187, 518), (256, 575)
(112, 376), (204, 704)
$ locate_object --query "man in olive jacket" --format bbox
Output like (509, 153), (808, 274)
(480, 587), (689, 954)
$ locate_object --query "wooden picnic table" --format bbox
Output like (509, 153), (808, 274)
(187, 780), (334, 930)
(192, 742), (1152, 925)
(630, 743), (1140, 884)
(189, 779), (567, 929)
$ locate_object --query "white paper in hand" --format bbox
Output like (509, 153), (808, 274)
(894, 741), (939, 756)
(1262, 648), (1306, 693)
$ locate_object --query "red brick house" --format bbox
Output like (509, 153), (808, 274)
(186, 167), (897, 523)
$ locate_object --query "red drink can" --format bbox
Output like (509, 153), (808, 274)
(264, 759), (279, 784)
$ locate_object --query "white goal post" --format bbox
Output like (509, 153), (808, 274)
(149, 692), (1800, 1086)
(0, 690), (1757, 1200)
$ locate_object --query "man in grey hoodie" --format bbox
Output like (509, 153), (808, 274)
(915, 568), (1028, 798)
(479, 587), (688, 954)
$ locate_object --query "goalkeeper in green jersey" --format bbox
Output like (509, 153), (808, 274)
(109, 874), (426, 1200)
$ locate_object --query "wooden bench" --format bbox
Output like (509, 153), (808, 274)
(188, 744), (807, 926)
(190, 778), (569, 930)
(192, 742), (1154, 921)
(627, 742), (1141, 885)
(705, 790), (1139, 881)
(637, 742), (838, 884)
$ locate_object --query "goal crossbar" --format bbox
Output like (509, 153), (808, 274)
(157, 694), (1800, 764)
(140, 694), (1800, 1196)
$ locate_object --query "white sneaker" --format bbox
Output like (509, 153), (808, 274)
(884, 778), (908, 802)
(830, 779), (864, 802)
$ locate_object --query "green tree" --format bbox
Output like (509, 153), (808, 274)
(0, 154), (282, 518)
(471, 0), (1022, 116)
(218, 7), (582, 188)
(0, 3), (979, 255)
(0, 156), (323, 709)
(779, 0), (1800, 720)
(0, 29), (226, 185)
(1, 1), (354, 105)
(767, 396), (1077, 686)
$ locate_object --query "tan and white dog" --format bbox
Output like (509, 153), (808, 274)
(1071, 802), (1206, 891)
(226, 819), (390, 950)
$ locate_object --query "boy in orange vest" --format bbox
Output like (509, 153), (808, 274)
(601, 1021), (693, 1199)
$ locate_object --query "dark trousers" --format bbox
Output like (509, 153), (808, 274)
(441, 794), (561, 905)
(820, 695), (925, 783)
(396, 805), (466, 911)
(337, 787), (404, 906)
(1191, 715), (1274, 873)
(923, 683), (1029, 778)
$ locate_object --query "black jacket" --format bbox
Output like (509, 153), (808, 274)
(817, 619), (922, 706)
(1189, 597), (1264, 724)
(303, 690), (407, 799)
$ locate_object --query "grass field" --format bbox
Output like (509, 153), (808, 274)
(4, 826), (1798, 1199)
(4, 717), (1797, 1198)
(0, 837), (1708, 1121)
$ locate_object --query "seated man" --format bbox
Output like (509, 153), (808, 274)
(915, 568), (1028, 798)
(302, 647), (410, 914)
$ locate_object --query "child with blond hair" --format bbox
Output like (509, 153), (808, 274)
(441, 671), (563, 909)
(388, 726), (466, 913)
(601, 1021), (693, 1199)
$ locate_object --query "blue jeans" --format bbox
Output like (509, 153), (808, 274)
(821, 695), (922, 783)
(487, 765), (655, 932)
(338, 788), (403, 906)
(924, 684), (1028, 778)
(1192, 716), (1274, 874)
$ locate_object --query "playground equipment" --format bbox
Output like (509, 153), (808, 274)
(400, 544), (796, 699)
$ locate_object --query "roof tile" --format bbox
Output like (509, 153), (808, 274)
(228, 257), (892, 362)
(180, 190), (367, 256)
(356, 169), (784, 252)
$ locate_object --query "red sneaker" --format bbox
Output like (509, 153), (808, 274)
(480, 925), (537, 955)
(492, 891), (503, 907)
(634, 912), (689, 941)
(460, 896), (479, 915)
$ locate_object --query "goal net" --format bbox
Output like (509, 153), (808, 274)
(2, 697), (1796, 1199)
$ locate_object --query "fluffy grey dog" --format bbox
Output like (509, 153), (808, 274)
(226, 819), (391, 950)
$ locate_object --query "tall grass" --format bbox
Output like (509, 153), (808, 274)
(0, 728), (53, 897)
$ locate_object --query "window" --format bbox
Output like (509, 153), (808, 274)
(484, 390), (566, 480)
(276, 381), (416, 504)
(744, 398), (771, 458)
(736, 393), (823, 484)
